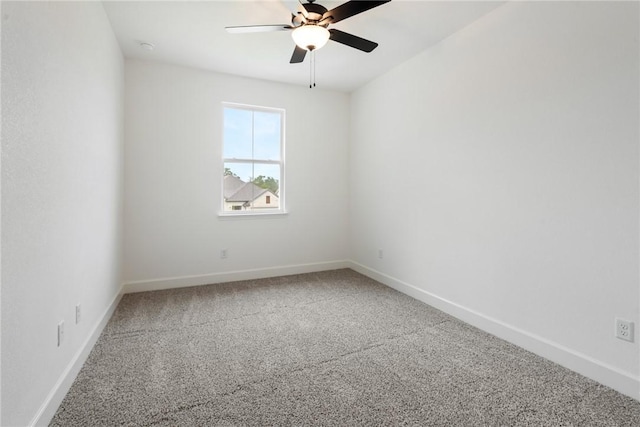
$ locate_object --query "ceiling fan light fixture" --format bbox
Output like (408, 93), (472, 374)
(292, 25), (330, 51)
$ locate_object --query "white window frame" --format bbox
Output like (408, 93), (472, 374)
(220, 102), (286, 217)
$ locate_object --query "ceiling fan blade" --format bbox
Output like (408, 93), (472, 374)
(297, 0), (310, 18)
(290, 45), (307, 63)
(323, 1), (390, 24)
(225, 25), (292, 34)
(281, 0), (304, 14)
(328, 29), (378, 52)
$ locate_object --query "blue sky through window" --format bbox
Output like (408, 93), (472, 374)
(223, 107), (281, 161)
(223, 108), (252, 158)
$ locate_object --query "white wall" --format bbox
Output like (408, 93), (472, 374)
(349, 1), (639, 398)
(1, 2), (124, 425)
(123, 60), (349, 288)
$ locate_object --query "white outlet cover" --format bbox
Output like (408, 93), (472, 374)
(615, 318), (634, 342)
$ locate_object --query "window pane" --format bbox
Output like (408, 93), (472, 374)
(251, 163), (280, 210)
(223, 162), (280, 212)
(223, 108), (253, 159)
(253, 111), (281, 160)
(223, 162), (255, 212)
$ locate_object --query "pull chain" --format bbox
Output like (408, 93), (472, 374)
(309, 49), (317, 89)
(309, 49), (312, 89)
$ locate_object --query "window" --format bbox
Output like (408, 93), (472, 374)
(222, 103), (284, 214)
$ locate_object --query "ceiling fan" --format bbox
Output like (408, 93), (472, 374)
(225, 0), (391, 64)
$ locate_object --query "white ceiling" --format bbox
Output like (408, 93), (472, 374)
(103, 0), (505, 92)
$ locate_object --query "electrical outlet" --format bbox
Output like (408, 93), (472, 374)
(616, 318), (634, 342)
(220, 249), (228, 259)
(76, 304), (81, 324)
(378, 249), (384, 259)
(57, 321), (65, 347)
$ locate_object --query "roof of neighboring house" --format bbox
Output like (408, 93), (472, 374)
(224, 174), (279, 203)
(226, 182), (269, 203)
(223, 175), (246, 199)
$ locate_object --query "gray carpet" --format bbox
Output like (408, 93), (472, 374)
(51, 269), (640, 426)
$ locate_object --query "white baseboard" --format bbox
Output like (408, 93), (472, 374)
(122, 260), (351, 294)
(348, 261), (640, 402)
(30, 287), (124, 427)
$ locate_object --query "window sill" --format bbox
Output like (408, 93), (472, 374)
(218, 211), (289, 220)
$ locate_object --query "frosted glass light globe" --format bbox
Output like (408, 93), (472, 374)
(292, 25), (330, 51)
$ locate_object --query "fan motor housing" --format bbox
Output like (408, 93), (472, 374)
(292, 2), (328, 27)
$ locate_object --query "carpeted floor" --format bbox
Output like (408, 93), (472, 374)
(51, 269), (640, 426)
